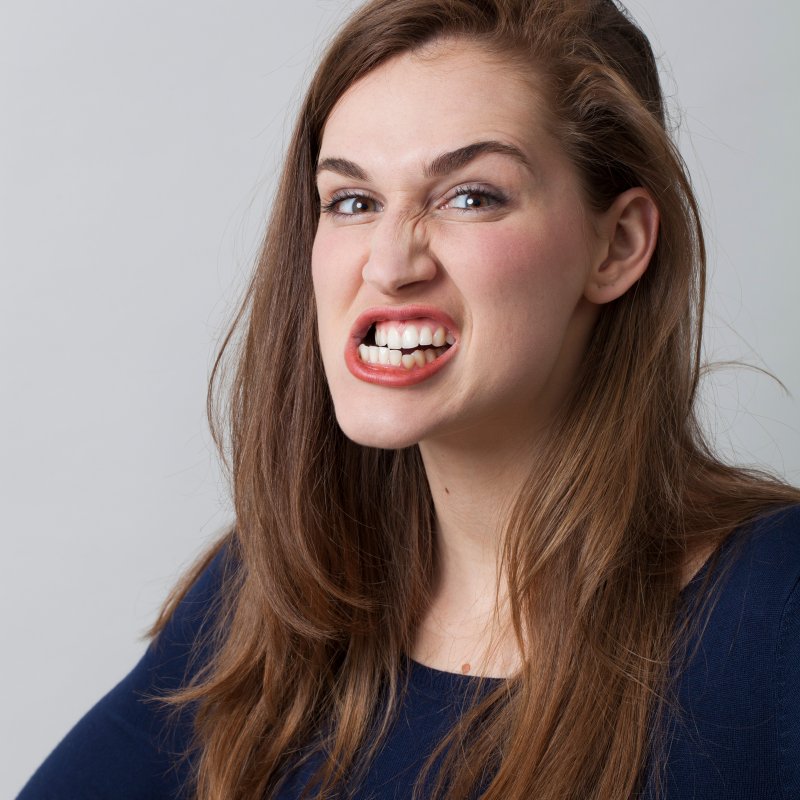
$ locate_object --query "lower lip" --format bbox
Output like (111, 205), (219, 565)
(345, 339), (458, 387)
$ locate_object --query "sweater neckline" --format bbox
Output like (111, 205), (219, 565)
(407, 657), (504, 696)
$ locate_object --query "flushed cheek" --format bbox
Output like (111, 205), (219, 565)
(449, 226), (584, 315)
(450, 228), (590, 384)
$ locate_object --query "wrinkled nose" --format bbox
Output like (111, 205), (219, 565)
(361, 213), (437, 295)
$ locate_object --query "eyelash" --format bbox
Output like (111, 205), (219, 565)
(320, 192), (381, 218)
(445, 184), (506, 212)
(319, 184), (507, 218)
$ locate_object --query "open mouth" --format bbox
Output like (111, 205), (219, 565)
(345, 306), (459, 387)
(357, 318), (455, 370)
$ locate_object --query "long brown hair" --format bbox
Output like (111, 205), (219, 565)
(150, 1), (800, 798)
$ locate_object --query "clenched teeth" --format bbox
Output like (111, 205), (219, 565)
(360, 318), (456, 370)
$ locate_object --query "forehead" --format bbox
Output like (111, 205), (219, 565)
(319, 41), (554, 170)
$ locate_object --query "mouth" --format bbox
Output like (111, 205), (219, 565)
(359, 318), (455, 366)
(345, 306), (458, 387)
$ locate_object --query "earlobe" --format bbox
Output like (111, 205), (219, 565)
(584, 188), (659, 305)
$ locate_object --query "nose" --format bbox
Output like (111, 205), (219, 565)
(361, 211), (437, 295)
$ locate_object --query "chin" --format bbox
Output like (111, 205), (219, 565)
(332, 404), (427, 450)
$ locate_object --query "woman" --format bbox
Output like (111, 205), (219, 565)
(18, 0), (800, 798)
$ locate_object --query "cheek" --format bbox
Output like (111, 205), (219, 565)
(311, 232), (342, 373)
(311, 228), (341, 305)
(448, 223), (584, 318)
(311, 228), (362, 338)
(443, 222), (592, 400)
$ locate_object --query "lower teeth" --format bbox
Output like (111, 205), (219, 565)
(358, 344), (447, 369)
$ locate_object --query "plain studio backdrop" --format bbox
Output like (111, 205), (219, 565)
(2, 0), (798, 794)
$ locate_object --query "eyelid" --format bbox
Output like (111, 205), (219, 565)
(439, 183), (508, 211)
(320, 189), (383, 218)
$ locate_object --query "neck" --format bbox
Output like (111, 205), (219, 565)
(420, 431), (532, 569)
(413, 430), (535, 676)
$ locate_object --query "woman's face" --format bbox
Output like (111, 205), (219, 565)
(312, 41), (607, 451)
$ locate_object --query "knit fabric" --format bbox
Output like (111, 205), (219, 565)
(17, 506), (800, 799)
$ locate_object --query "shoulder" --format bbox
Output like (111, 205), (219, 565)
(681, 503), (800, 674)
(684, 503), (800, 619)
(661, 504), (800, 797)
(154, 540), (234, 654)
(754, 506), (800, 791)
(676, 504), (800, 679)
(730, 503), (800, 585)
(16, 539), (235, 799)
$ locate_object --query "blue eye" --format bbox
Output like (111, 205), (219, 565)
(322, 194), (381, 216)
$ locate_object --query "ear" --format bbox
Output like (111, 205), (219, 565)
(583, 187), (659, 304)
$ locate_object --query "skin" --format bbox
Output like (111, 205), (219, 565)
(312, 40), (659, 675)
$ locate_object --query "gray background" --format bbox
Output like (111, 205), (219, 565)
(2, 1), (798, 794)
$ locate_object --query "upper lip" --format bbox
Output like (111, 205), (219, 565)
(349, 304), (459, 343)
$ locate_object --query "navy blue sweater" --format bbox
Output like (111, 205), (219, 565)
(18, 506), (800, 799)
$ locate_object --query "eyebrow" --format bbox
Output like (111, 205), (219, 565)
(315, 156), (368, 181)
(315, 140), (531, 182)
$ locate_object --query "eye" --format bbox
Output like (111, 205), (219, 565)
(442, 185), (506, 212)
(321, 193), (382, 217)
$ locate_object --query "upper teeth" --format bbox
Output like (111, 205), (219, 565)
(374, 323), (454, 350)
